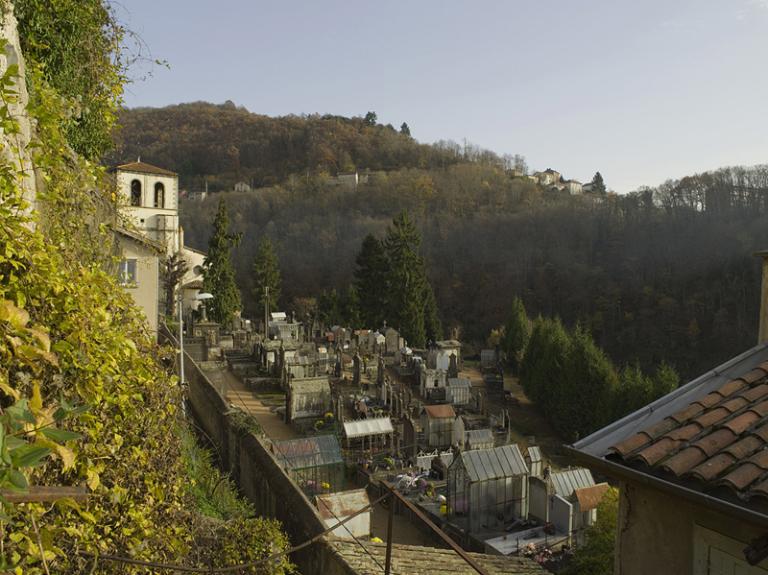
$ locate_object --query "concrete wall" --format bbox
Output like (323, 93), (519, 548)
(550, 495), (572, 537)
(616, 480), (767, 575)
(529, 477), (548, 523)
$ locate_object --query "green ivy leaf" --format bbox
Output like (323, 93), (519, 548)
(39, 427), (80, 442)
(9, 444), (50, 468)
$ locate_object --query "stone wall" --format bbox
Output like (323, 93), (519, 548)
(184, 352), (351, 573)
(0, 2), (37, 212)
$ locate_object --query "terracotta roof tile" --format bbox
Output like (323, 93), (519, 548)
(721, 397), (749, 413)
(719, 463), (765, 491)
(749, 449), (768, 469)
(632, 438), (681, 466)
(741, 368), (768, 385)
(721, 411), (761, 435)
(116, 161), (177, 177)
(695, 393), (724, 409)
(662, 447), (708, 476)
(693, 407), (731, 428)
(669, 403), (704, 424)
(692, 429), (737, 457)
(610, 432), (652, 457)
(724, 436), (762, 459)
(643, 418), (678, 439)
(607, 360), (768, 503)
(668, 423), (702, 442)
(741, 384), (768, 403)
(749, 477), (768, 499)
(689, 453), (737, 482)
(752, 423), (768, 442)
(751, 400), (768, 417)
(716, 379), (747, 398)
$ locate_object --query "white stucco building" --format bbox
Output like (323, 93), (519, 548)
(116, 161), (208, 335)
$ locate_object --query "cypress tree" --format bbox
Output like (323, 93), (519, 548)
(202, 198), (242, 325)
(423, 281), (442, 343)
(561, 326), (619, 439)
(383, 211), (436, 347)
(613, 363), (653, 421)
(503, 296), (531, 374)
(252, 236), (282, 313)
(519, 316), (570, 414)
(353, 234), (389, 327)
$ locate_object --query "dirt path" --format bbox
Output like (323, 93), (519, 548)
(203, 366), (299, 441)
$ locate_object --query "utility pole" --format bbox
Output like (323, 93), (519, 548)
(264, 285), (269, 339)
(384, 492), (394, 574)
(177, 232), (186, 416)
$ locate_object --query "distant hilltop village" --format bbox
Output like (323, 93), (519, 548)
(182, 166), (607, 199)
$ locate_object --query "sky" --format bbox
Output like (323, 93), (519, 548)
(117, 0), (768, 193)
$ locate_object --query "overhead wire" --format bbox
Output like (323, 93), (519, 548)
(79, 491), (392, 573)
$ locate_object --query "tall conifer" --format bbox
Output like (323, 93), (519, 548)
(203, 198), (242, 325)
(252, 236), (282, 313)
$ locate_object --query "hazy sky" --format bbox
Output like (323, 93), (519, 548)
(117, 0), (768, 192)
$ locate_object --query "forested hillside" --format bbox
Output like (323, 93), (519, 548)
(116, 103), (768, 381)
(111, 102), (512, 190)
(182, 164), (768, 381)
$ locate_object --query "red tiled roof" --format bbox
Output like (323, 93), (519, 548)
(117, 161), (177, 177)
(608, 361), (768, 501)
(423, 404), (456, 419)
(575, 483), (610, 511)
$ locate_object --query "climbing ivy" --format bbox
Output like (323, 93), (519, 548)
(0, 1), (293, 573)
(14, 0), (126, 159)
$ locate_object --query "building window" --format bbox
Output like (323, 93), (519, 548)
(118, 259), (137, 286)
(130, 180), (142, 206)
(154, 182), (165, 208)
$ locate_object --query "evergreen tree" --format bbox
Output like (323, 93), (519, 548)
(318, 288), (341, 326)
(613, 363), (653, 420)
(503, 296), (530, 374)
(400, 122), (411, 136)
(252, 236), (282, 314)
(341, 285), (361, 327)
(364, 111), (377, 126)
(561, 326), (619, 439)
(591, 171), (607, 195)
(383, 211), (437, 347)
(652, 361), (680, 398)
(353, 234), (389, 327)
(202, 198), (242, 325)
(423, 281), (442, 343)
(519, 316), (570, 413)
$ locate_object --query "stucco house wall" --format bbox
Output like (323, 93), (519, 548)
(615, 480), (767, 575)
(117, 236), (160, 335)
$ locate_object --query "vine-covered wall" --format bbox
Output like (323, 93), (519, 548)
(0, 2), (293, 573)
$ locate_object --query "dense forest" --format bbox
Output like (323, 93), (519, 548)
(111, 102), (518, 190)
(115, 104), (768, 382)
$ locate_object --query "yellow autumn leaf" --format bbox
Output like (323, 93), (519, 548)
(26, 327), (51, 352)
(86, 468), (100, 491)
(0, 378), (20, 400)
(54, 443), (76, 470)
(0, 299), (29, 329)
(30, 381), (43, 412)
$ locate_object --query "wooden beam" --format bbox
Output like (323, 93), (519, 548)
(381, 481), (491, 575)
(1, 486), (89, 503)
